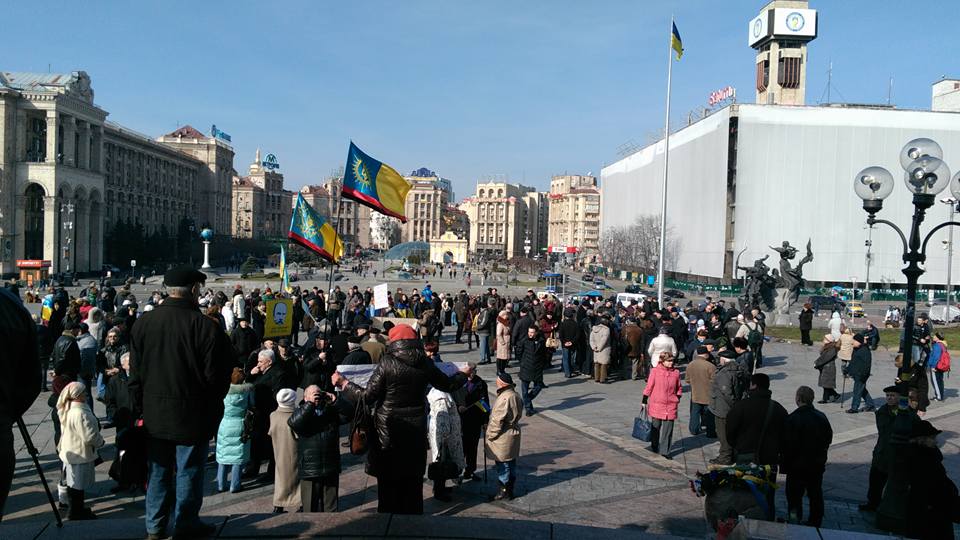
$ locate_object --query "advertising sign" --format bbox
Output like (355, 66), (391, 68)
(709, 86), (736, 106)
(264, 298), (294, 338)
(262, 153), (281, 170)
(772, 8), (817, 38)
(210, 124), (232, 142)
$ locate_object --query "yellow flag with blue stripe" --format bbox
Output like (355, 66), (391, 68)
(342, 142), (412, 223)
(671, 22), (683, 60)
(288, 193), (344, 263)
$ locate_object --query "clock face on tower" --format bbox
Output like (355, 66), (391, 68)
(785, 12), (805, 32)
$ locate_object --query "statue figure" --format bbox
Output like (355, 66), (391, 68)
(770, 240), (814, 313)
(736, 254), (776, 312)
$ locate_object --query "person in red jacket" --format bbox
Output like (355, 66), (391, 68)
(642, 352), (683, 457)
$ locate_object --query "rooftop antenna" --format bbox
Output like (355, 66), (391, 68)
(48, 63), (51, 73)
(827, 61), (832, 103)
(887, 77), (894, 106)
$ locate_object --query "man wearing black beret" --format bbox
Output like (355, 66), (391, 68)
(128, 267), (233, 539)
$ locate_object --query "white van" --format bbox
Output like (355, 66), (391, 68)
(616, 292), (646, 308)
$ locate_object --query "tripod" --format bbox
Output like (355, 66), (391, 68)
(15, 417), (62, 527)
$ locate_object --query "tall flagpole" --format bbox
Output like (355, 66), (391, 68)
(656, 16), (675, 307)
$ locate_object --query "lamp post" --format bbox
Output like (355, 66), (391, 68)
(60, 202), (74, 279)
(940, 197), (958, 305)
(854, 137), (960, 372)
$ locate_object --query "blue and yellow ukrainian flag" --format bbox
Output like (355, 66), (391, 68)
(279, 244), (291, 293)
(342, 142), (412, 223)
(475, 399), (491, 413)
(671, 22), (683, 60)
(288, 193), (344, 263)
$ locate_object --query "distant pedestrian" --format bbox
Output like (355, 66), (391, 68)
(517, 325), (546, 416)
(814, 334), (840, 403)
(709, 350), (742, 465)
(589, 315), (612, 383)
(845, 334), (876, 413)
(782, 386), (833, 527)
(642, 352), (682, 457)
(798, 304), (814, 346)
(928, 332), (947, 401)
(685, 349), (716, 437)
(454, 363), (489, 482)
(485, 372), (522, 501)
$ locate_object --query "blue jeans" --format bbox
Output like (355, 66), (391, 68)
(850, 378), (874, 411)
(689, 402), (715, 436)
(495, 459), (516, 485)
(96, 372), (107, 401)
(145, 439), (207, 535)
(519, 379), (543, 411)
(217, 463), (242, 493)
(478, 334), (491, 363)
(561, 348), (576, 377)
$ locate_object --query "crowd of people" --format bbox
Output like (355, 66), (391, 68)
(0, 271), (957, 538)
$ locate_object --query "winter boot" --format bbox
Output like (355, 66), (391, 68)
(67, 488), (97, 520)
(599, 364), (608, 383)
(491, 481), (509, 501)
(504, 479), (516, 500)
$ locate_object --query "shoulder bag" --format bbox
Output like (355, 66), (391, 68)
(350, 397), (371, 455)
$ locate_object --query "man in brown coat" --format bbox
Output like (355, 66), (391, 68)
(485, 372), (523, 501)
(621, 317), (644, 380)
(685, 348), (717, 437)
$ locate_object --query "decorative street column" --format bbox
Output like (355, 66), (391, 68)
(200, 228), (214, 269)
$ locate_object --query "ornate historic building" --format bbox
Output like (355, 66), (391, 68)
(0, 70), (238, 276)
(461, 181), (544, 259)
(402, 168), (451, 243)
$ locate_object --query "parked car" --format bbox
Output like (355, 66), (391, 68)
(929, 304), (960, 324)
(664, 289), (685, 299)
(624, 284), (642, 294)
(593, 278), (606, 290)
(846, 300), (865, 318)
(582, 273), (594, 283)
(809, 295), (846, 315)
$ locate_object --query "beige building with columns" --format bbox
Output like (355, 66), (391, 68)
(461, 181), (543, 259)
(402, 171), (450, 243)
(232, 149), (292, 240)
(547, 174), (600, 262)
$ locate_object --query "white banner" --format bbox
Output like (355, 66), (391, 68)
(373, 283), (389, 310)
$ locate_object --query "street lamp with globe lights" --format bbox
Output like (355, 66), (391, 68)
(854, 137), (960, 372)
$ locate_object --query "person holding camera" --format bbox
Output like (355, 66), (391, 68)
(288, 385), (341, 512)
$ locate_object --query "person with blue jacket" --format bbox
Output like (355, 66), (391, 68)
(216, 368), (254, 493)
(927, 332), (946, 402)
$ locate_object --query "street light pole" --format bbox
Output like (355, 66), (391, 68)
(854, 137), (959, 373)
(941, 197), (957, 304)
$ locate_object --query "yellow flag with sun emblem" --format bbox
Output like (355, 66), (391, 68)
(342, 141), (412, 222)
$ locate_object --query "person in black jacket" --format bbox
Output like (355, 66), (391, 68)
(333, 324), (467, 515)
(341, 335), (371, 366)
(726, 373), (788, 468)
(517, 326), (547, 416)
(231, 318), (259, 368)
(845, 334), (876, 413)
(288, 385), (341, 512)
(246, 349), (289, 481)
(51, 319), (82, 378)
(301, 329), (335, 393)
(511, 307), (535, 364)
(0, 288), (42, 521)
(782, 386), (833, 527)
(128, 267), (234, 539)
(454, 363), (489, 481)
(798, 304), (814, 346)
(558, 309), (581, 378)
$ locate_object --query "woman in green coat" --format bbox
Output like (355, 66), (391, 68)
(216, 368), (254, 493)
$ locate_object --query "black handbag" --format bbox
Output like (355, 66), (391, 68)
(427, 443), (460, 481)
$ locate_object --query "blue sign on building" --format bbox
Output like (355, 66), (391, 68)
(210, 124), (232, 142)
(262, 153), (280, 170)
(646, 275), (655, 286)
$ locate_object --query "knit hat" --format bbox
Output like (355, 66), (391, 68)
(388, 323), (418, 342)
(276, 389), (297, 410)
(497, 371), (514, 386)
(853, 334), (865, 344)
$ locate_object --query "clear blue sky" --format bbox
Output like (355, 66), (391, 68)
(3, 1), (957, 199)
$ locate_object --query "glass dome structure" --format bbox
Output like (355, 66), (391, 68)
(384, 241), (430, 260)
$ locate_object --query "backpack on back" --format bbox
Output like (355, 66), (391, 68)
(747, 323), (763, 348)
(937, 348), (951, 372)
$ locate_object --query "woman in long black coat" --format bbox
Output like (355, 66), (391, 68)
(333, 325), (466, 514)
(814, 334), (840, 403)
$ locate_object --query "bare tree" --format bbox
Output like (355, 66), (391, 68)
(599, 214), (681, 273)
